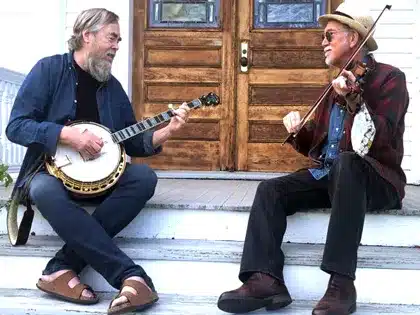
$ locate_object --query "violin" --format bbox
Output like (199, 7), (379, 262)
(345, 60), (371, 94)
(282, 4), (391, 145)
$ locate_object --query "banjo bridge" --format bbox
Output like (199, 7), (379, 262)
(54, 155), (72, 168)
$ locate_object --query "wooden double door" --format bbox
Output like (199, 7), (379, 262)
(132, 0), (341, 172)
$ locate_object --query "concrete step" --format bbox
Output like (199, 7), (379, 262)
(1, 179), (420, 246)
(1, 177), (419, 213)
(2, 236), (420, 270)
(2, 178), (419, 215)
(1, 236), (419, 305)
(0, 289), (419, 315)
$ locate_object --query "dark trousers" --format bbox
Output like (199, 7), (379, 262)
(239, 152), (399, 282)
(29, 163), (157, 290)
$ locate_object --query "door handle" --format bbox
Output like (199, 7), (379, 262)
(240, 41), (249, 73)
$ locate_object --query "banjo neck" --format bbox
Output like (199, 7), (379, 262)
(110, 98), (202, 144)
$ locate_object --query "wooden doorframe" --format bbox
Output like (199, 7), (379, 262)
(132, 1), (146, 121)
(235, 0), (251, 170)
(235, 0), (343, 171)
(219, 0), (237, 171)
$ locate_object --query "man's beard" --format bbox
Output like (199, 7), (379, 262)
(86, 52), (112, 82)
(325, 56), (333, 66)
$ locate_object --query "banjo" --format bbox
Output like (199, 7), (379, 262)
(45, 92), (220, 197)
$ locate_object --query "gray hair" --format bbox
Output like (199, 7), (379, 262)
(341, 24), (370, 55)
(68, 8), (119, 51)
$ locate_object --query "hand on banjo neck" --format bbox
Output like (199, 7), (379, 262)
(165, 102), (191, 133)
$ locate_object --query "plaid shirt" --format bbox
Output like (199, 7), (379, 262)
(288, 55), (409, 203)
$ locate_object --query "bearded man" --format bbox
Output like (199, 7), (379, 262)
(6, 8), (190, 314)
(217, 3), (409, 315)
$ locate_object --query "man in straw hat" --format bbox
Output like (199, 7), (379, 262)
(6, 7), (191, 315)
(217, 3), (409, 315)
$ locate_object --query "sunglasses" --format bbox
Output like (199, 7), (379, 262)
(322, 30), (347, 42)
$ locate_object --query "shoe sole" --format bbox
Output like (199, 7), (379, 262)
(36, 283), (99, 305)
(107, 296), (159, 315)
(217, 294), (292, 314)
(311, 302), (357, 315)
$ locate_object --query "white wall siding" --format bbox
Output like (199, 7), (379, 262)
(0, 0), (66, 75)
(347, 0), (419, 184)
(413, 0), (420, 185)
(0, 0), (67, 170)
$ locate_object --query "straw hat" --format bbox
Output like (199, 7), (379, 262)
(318, 2), (378, 52)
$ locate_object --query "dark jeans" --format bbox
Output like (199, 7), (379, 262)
(239, 152), (399, 282)
(28, 163), (157, 290)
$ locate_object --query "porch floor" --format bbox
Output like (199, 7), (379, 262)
(1, 176), (420, 214)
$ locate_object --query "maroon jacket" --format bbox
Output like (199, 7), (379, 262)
(288, 55), (409, 204)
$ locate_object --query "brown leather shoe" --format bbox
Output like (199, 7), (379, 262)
(217, 272), (292, 313)
(312, 274), (357, 315)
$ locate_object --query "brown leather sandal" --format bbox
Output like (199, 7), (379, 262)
(36, 270), (99, 305)
(107, 279), (159, 315)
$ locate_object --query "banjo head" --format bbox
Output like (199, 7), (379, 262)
(53, 122), (124, 183)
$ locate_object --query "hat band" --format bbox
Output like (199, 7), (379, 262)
(332, 11), (354, 20)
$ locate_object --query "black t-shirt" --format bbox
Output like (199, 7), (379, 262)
(74, 62), (100, 123)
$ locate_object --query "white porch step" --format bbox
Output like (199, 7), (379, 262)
(2, 236), (420, 270)
(1, 179), (420, 247)
(1, 236), (420, 305)
(2, 207), (420, 247)
(1, 179), (419, 308)
(0, 289), (419, 315)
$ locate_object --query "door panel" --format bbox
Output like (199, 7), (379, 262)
(236, 0), (341, 171)
(132, 0), (235, 171)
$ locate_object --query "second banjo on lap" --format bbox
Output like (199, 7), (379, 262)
(45, 92), (220, 197)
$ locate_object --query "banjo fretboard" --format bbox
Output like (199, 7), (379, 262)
(110, 98), (202, 144)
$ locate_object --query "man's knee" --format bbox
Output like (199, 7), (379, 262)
(29, 174), (66, 205)
(124, 164), (158, 196)
(256, 178), (282, 199)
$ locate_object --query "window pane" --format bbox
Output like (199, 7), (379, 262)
(149, 0), (220, 28)
(162, 3), (207, 22)
(267, 4), (313, 23)
(255, 0), (326, 29)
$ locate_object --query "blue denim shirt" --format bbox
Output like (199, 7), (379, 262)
(6, 52), (161, 191)
(309, 104), (347, 180)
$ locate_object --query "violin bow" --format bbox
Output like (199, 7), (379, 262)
(282, 4), (392, 145)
